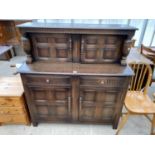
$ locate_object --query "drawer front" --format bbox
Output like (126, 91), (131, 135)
(0, 107), (25, 115)
(0, 97), (24, 107)
(81, 35), (123, 63)
(80, 76), (128, 88)
(0, 114), (27, 123)
(30, 33), (72, 62)
(22, 75), (71, 87)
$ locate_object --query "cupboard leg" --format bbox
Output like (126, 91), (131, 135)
(32, 122), (38, 127)
(151, 114), (155, 135)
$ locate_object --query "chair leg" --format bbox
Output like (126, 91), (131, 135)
(116, 112), (130, 135)
(151, 114), (155, 135)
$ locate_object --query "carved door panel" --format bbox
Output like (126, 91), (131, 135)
(78, 76), (125, 123)
(81, 35), (123, 63)
(30, 33), (72, 62)
(79, 88), (121, 123)
(27, 86), (72, 122)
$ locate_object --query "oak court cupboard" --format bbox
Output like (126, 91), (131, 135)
(18, 22), (137, 129)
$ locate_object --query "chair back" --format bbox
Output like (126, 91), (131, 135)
(141, 44), (155, 63)
(129, 63), (152, 94)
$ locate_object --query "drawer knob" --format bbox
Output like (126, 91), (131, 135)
(100, 80), (104, 84)
(46, 79), (50, 83)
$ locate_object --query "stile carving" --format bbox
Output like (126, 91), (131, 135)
(121, 39), (134, 65)
(21, 37), (32, 64)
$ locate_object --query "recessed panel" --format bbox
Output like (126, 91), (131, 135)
(56, 48), (68, 58)
(55, 90), (67, 100)
(37, 106), (48, 115)
(37, 47), (50, 58)
(85, 49), (97, 59)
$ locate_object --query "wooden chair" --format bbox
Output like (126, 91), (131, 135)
(116, 63), (155, 135)
(141, 44), (155, 63)
(141, 44), (155, 83)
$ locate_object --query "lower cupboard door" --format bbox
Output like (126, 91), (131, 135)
(27, 86), (72, 122)
(79, 88), (121, 123)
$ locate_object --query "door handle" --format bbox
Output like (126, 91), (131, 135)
(68, 96), (71, 113)
(79, 96), (82, 111)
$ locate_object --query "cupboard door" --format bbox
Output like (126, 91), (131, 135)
(31, 34), (72, 62)
(79, 88), (121, 123)
(26, 86), (72, 123)
(81, 35), (123, 63)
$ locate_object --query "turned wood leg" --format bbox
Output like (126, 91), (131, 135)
(116, 112), (130, 135)
(150, 114), (155, 135)
(32, 122), (38, 127)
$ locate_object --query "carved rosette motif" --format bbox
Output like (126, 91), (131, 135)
(21, 37), (32, 64)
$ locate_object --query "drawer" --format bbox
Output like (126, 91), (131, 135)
(0, 114), (27, 124)
(0, 97), (24, 107)
(80, 76), (127, 88)
(23, 75), (71, 86)
(0, 107), (25, 115)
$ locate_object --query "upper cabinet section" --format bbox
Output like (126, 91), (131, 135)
(17, 22), (137, 65)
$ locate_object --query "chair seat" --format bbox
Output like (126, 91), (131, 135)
(125, 91), (155, 114)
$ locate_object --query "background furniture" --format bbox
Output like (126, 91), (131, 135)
(140, 44), (155, 83)
(0, 46), (14, 60)
(116, 63), (155, 134)
(0, 20), (31, 45)
(141, 44), (155, 63)
(0, 75), (30, 125)
(18, 22), (136, 128)
(0, 20), (20, 45)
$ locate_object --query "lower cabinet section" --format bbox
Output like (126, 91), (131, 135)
(21, 74), (130, 129)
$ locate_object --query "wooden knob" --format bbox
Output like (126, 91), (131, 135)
(100, 80), (104, 84)
(46, 79), (50, 83)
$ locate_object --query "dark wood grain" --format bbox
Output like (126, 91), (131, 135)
(18, 22), (136, 64)
(18, 23), (136, 128)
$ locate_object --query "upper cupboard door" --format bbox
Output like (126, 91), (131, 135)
(31, 34), (72, 62)
(81, 35), (124, 63)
